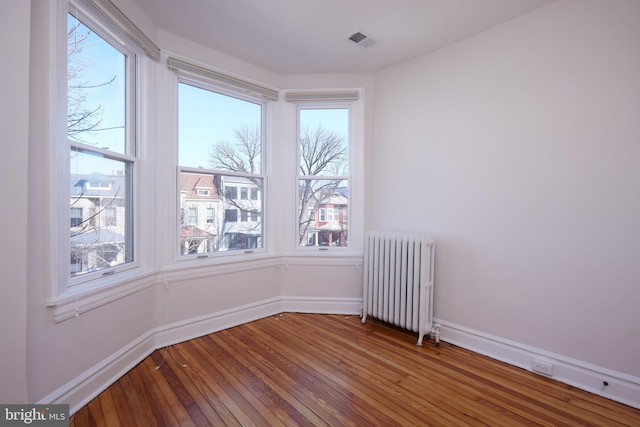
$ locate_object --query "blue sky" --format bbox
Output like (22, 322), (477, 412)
(68, 13), (126, 176)
(69, 14), (350, 176)
(179, 83), (261, 169)
(68, 15), (125, 153)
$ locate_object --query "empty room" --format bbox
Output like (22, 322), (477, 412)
(2, 0), (639, 424)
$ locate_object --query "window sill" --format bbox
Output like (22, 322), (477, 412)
(163, 252), (280, 283)
(47, 269), (158, 323)
(278, 254), (364, 268)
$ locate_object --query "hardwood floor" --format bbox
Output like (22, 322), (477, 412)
(71, 313), (640, 426)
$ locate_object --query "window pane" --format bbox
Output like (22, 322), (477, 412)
(179, 83), (262, 172)
(70, 150), (132, 276)
(67, 14), (126, 154)
(298, 179), (348, 247)
(299, 109), (349, 176)
(180, 172), (263, 255)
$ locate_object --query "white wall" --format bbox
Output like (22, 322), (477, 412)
(0, 0), (30, 404)
(372, 0), (640, 389)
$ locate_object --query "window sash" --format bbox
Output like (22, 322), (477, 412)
(296, 104), (351, 249)
(174, 70), (269, 259)
(69, 151), (135, 281)
(66, 4), (138, 286)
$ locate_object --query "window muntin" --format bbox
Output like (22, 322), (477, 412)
(178, 82), (265, 257)
(297, 108), (350, 248)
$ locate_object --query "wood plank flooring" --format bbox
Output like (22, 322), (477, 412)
(70, 313), (640, 426)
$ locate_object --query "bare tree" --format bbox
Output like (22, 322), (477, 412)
(67, 21), (117, 144)
(299, 126), (347, 176)
(297, 126), (347, 245)
(206, 123), (347, 247)
(208, 125), (263, 250)
(209, 125), (261, 174)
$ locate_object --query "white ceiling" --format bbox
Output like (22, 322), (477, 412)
(131, 0), (553, 74)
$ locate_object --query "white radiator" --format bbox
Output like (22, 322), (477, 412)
(361, 231), (439, 346)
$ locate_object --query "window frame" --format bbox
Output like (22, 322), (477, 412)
(174, 74), (270, 261)
(294, 102), (354, 253)
(66, 5), (139, 286)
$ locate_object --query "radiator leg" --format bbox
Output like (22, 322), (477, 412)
(416, 333), (425, 347)
(432, 324), (441, 347)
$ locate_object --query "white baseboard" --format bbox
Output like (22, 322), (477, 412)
(281, 296), (362, 315)
(436, 319), (640, 410)
(154, 297), (283, 348)
(39, 296), (358, 415)
(38, 330), (156, 415)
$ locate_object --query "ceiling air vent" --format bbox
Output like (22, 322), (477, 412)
(348, 31), (374, 47)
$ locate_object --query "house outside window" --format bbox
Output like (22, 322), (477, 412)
(179, 173), (218, 255)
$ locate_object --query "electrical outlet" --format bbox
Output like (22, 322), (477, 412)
(532, 359), (554, 376)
